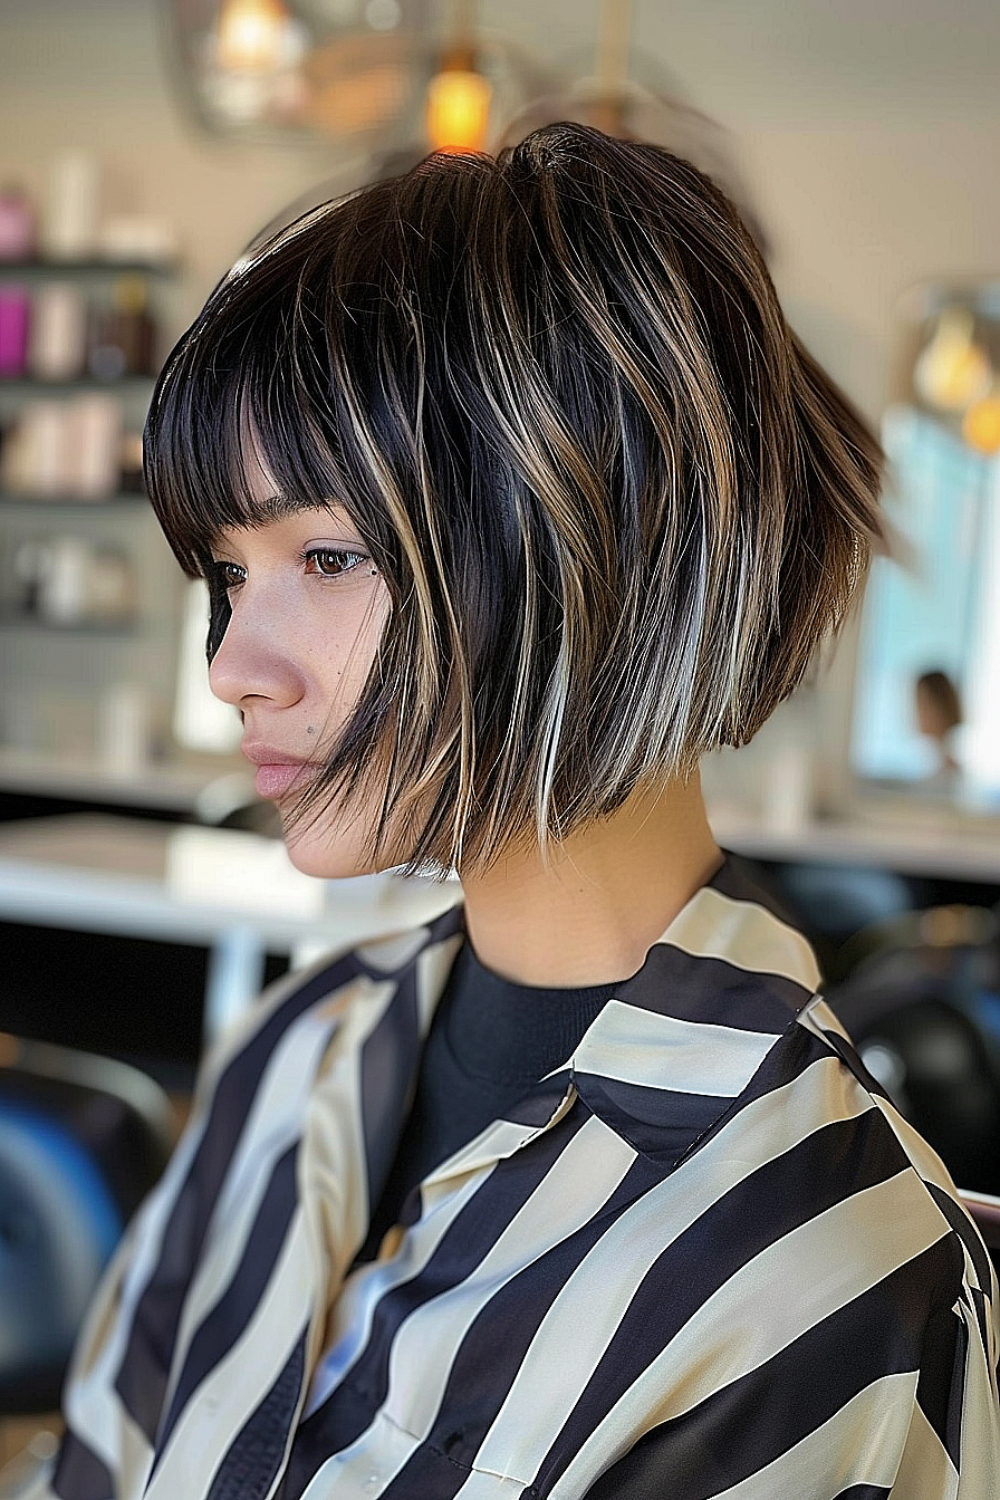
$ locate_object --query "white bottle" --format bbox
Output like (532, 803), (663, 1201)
(68, 394), (123, 498)
(99, 682), (151, 773)
(28, 282), (87, 379)
(38, 534), (90, 623)
(42, 152), (100, 261)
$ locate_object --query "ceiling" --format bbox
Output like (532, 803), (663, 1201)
(6, 0), (1000, 125)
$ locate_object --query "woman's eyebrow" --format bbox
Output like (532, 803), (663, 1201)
(248, 493), (347, 525)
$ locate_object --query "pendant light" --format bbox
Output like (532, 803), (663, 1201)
(425, 0), (493, 153)
(498, 0), (773, 263)
(590, 0), (631, 133)
(214, 0), (292, 73)
(962, 387), (1000, 455)
(167, 1), (544, 158)
(913, 307), (994, 413)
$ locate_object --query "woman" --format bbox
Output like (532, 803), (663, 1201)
(18, 124), (999, 1498)
(914, 668), (964, 792)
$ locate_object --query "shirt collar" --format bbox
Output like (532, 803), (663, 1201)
(354, 850), (821, 1176)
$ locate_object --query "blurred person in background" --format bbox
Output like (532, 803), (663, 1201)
(9, 124), (999, 1500)
(915, 667), (965, 792)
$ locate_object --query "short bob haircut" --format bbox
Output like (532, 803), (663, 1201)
(144, 122), (885, 873)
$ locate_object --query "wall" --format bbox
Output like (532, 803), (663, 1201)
(5, 1), (996, 398)
(2, 0), (997, 808)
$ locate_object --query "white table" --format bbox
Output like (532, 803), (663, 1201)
(2, 802), (998, 1051)
(0, 749), (239, 814)
(0, 814), (459, 1044)
(709, 800), (1000, 884)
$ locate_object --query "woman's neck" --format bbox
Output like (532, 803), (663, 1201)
(458, 771), (723, 988)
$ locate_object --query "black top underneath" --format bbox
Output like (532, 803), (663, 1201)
(360, 941), (618, 1261)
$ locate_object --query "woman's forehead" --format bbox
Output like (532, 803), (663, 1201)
(234, 428), (354, 527)
(209, 496), (357, 544)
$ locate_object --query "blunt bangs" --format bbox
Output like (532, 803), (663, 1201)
(144, 225), (360, 578)
(144, 123), (886, 873)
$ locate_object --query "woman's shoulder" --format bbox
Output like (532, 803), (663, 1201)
(197, 899), (466, 1100)
(561, 999), (997, 1494)
(571, 967), (989, 1343)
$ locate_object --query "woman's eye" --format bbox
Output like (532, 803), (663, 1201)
(214, 560), (246, 591)
(206, 549), (372, 592)
(302, 548), (370, 577)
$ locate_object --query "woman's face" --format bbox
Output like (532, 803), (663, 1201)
(914, 683), (946, 740)
(207, 501), (393, 878)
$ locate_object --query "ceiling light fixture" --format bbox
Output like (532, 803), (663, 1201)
(214, 0), (294, 74)
(425, 0), (493, 152)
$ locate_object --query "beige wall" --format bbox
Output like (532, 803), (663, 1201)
(2, 0), (997, 806)
(3, 0), (997, 391)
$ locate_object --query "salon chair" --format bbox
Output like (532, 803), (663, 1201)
(823, 904), (1000, 1196)
(0, 1036), (174, 1415)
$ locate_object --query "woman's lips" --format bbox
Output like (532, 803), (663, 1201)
(253, 762), (316, 800)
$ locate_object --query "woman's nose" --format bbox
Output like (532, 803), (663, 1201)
(208, 590), (306, 711)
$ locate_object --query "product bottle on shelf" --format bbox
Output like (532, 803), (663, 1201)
(71, 394), (124, 498)
(14, 400), (70, 496)
(27, 282), (88, 380)
(118, 430), (145, 494)
(0, 286), (30, 376)
(87, 275), (156, 380)
(0, 184), (36, 260)
(0, 393), (123, 498)
(42, 152), (100, 262)
(11, 537), (45, 617)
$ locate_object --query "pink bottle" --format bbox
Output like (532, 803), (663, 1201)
(0, 184), (36, 261)
(0, 287), (30, 376)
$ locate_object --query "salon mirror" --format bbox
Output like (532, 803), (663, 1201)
(850, 278), (1000, 815)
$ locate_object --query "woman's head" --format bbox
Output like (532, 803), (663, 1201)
(145, 121), (885, 876)
(915, 669), (963, 740)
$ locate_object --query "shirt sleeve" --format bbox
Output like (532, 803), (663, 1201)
(0, 1217), (145, 1499)
(0, 1089), (229, 1498)
(0, 953), (341, 1500)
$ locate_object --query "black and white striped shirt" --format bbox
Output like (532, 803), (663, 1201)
(17, 854), (1000, 1498)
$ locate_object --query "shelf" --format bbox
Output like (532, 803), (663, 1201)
(0, 257), (178, 278)
(0, 491), (148, 508)
(0, 610), (138, 635)
(0, 374), (156, 394)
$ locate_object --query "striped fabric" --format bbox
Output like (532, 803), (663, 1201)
(9, 853), (999, 1499)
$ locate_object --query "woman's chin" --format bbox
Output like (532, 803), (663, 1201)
(277, 794), (413, 881)
(280, 819), (394, 881)
(282, 834), (366, 880)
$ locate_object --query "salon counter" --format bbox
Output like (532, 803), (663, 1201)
(1, 801), (997, 1077)
(709, 799), (1000, 885)
(0, 813), (458, 1050)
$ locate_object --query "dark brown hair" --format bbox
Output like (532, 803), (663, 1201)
(144, 122), (886, 872)
(916, 670), (963, 732)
